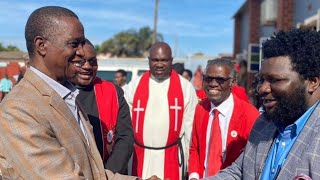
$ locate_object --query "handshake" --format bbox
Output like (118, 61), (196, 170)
(140, 175), (170, 180)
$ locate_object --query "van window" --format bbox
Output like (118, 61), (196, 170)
(138, 70), (148, 76)
(97, 71), (133, 83)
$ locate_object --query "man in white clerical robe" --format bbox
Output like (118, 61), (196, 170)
(124, 42), (198, 180)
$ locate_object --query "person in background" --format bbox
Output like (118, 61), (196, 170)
(16, 58), (30, 84)
(205, 29), (320, 180)
(182, 69), (193, 82)
(172, 62), (185, 75)
(193, 65), (203, 90)
(114, 69), (128, 88)
(188, 58), (259, 179)
(69, 39), (134, 175)
(236, 60), (248, 91)
(124, 42), (198, 180)
(0, 74), (12, 100)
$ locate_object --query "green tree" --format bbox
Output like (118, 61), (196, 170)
(136, 26), (163, 56)
(0, 43), (6, 51)
(192, 52), (204, 57)
(0, 43), (21, 52)
(94, 44), (100, 53)
(6, 45), (20, 52)
(98, 26), (163, 57)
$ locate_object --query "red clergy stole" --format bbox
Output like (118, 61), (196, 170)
(132, 71), (184, 180)
(93, 77), (119, 161)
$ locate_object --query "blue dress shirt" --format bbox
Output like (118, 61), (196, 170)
(261, 100), (319, 180)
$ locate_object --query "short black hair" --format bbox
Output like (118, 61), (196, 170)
(116, 69), (127, 77)
(25, 6), (79, 58)
(262, 29), (320, 79)
(205, 58), (236, 79)
(183, 69), (193, 79)
(172, 63), (185, 75)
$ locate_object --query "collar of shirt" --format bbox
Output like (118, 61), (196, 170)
(150, 73), (170, 83)
(29, 66), (79, 99)
(260, 100), (320, 180)
(63, 81), (79, 100)
(275, 100), (320, 138)
(210, 93), (234, 117)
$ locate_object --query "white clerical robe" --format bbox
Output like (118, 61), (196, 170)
(124, 74), (198, 179)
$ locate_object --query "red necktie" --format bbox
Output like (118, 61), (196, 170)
(207, 109), (223, 176)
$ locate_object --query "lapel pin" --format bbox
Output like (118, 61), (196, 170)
(231, 130), (238, 138)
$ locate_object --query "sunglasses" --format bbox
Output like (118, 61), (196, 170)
(203, 75), (231, 84)
(70, 59), (98, 68)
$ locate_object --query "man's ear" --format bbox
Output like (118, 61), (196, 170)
(34, 36), (47, 57)
(230, 78), (236, 86)
(307, 76), (320, 94)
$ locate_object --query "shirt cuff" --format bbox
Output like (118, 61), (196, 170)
(189, 172), (200, 180)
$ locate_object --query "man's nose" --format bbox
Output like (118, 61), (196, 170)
(76, 45), (85, 57)
(155, 62), (165, 68)
(257, 81), (271, 95)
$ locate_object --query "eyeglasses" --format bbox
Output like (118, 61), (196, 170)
(203, 75), (231, 84)
(70, 59), (97, 68)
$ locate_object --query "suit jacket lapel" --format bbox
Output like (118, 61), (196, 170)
(255, 115), (277, 178)
(77, 101), (105, 178)
(24, 69), (89, 149)
(49, 95), (89, 147)
(278, 102), (320, 178)
(23, 69), (106, 179)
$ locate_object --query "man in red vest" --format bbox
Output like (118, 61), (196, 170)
(124, 42), (198, 180)
(69, 39), (134, 175)
(188, 58), (259, 179)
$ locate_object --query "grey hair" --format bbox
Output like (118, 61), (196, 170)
(205, 58), (237, 79)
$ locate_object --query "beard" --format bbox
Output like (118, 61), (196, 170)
(264, 84), (308, 127)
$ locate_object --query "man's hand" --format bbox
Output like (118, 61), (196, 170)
(146, 175), (160, 180)
(145, 175), (170, 180)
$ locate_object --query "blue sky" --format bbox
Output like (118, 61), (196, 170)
(0, 0), (245, 57)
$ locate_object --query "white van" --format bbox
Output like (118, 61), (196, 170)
(97, 58), (149, 83)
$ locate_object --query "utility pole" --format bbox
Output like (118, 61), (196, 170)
(152, 0), (159, 44)
(174, 34), (179, 57)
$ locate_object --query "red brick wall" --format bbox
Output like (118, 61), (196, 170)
(0, 68), (6, 80)
(248, 0), (260, 44)
(0, 62), (22, 84)
(277, 0), (294, 31)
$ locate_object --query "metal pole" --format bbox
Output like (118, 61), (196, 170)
(152, 0), (159, 44)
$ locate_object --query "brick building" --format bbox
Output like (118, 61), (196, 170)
(0, 51), (28, 84)
(233, 0), (320, 97)
(233, 0), (320, 68)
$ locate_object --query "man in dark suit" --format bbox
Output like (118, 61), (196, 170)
(69, 39), (134, 174)
(205, 29), (320, 180)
